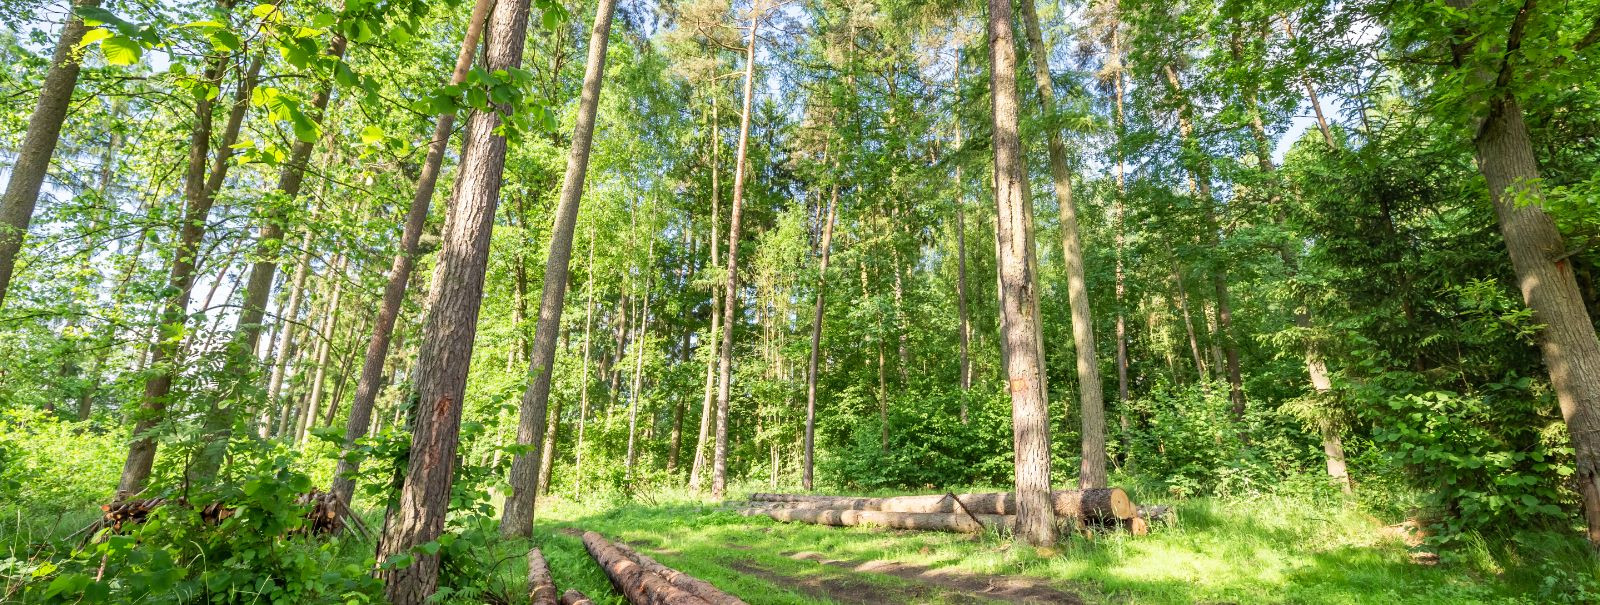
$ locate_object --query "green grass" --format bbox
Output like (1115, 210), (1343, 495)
(481, 482), (1594, 605)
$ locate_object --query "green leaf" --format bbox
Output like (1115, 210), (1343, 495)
(44, 573), (92, 598)
(542, 9), (559, 30)
(251, 3), (280, 19)
(76, 28), (113, 50)
(209, 29), (241, 52)
(359, 125), (384, 145)
(334, 62), (358, 87)
(101, 35), (142, 66)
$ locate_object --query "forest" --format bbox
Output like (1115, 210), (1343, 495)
(1, 0), (1599, 602)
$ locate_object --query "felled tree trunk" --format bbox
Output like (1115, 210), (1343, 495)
(562, 590), (594, 605)
(741, 507), (1014, 534)
(581, 532), (712, 605)
(748, 489), (1136, 520)
(609, 540), (746, 605)
(528, 548), (558, 605)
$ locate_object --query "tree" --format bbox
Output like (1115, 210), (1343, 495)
(377, 0), (533, 598)
(989, 0), (1057, 547)
(0, 0), (99, 309)
(500, 0), (620, 538)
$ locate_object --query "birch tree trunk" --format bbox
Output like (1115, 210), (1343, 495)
(500, 0), (618, 538)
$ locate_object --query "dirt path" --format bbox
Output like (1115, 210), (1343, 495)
(781, 551), (1083, 604)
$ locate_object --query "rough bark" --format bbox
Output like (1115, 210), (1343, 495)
(117, 47), (258, 500)
(713, 5), (763, 499)
(582, 532), (713, 605)
(528, 548), (559, 605)
(1019, 0), (1107, 490)
(500, 0), (617, 538)
(0, 0), (99, 309)
(330, 0), (494, 509)
(377, 0), (531, 599)
(988, 0), (1057, 547)
(562, 589), (595, 605)
(538, 396), (561, 495)
(1447, 0), (1600, 548)
(609, 540), (747, 605)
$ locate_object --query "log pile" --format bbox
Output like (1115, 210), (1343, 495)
(737, 489), (1152, 536)
(580, 531), (746, 605)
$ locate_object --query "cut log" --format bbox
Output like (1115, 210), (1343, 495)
(528, 548), (559, 605)
(740, 507), (1014, 534)
(610, 540), (747, 605)
(746, 489), (1136, 520)
(562, 589), (595, 605)
(581, 531), (712, 605)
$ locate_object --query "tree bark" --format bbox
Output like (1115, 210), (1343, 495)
(989, 0), (1057, 547)
(330, 0), (494, 509)
(117, 45), (258, 500)
(748, 488), (1135, 520)
(0, 0), (99, 309)
(378, 0), (531, 598)
(582, 532), (713, 605)
(626, 241), (655, 479)
(1446, 0), (1600, 548)
(267, 227), (317, 436)
(713, 4), (764, 500)
(1019, 0), (1107, 489)
(299, 259), (346, 445)
(499, 0), (617, 538)
(528, 548), (559, 605)
(607, 538), (748, 605)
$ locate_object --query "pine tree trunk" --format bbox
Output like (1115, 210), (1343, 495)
(117, 47), (258, 500)
(330, 0), (494, 509)
(1019, 0), (1106, 489)
(378, 0), (532, 598)
(713, 4), (764, 499)
(538, 397), (561, 496)
(989, 0), (1057, 547)
(0, 0), (99, 309)
(499, 0), (617, 538)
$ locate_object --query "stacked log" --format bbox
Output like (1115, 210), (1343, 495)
(528, 548), (559, 605)
(561, 589), (594, 605)
(747, 488), (1136, 521)
(582, 531), (746, 605)
(738, 489), (1148, 536)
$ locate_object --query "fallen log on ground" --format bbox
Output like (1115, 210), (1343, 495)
(739, 506), (1015, 534)
(609, 540), (747, 605)
(528, 548), (559, 605)
(746, 488), (1136, 521)
(561, 589), (594, 605)
(581, 531), (712, 605)
(81, 490), (367, 545)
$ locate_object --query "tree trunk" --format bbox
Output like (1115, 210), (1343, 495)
(117, 47), (258, 500)
(0, 0), (99, 309)
(300, 259), (346, 445)
(330, 0), (494, 509)
(803, 182), (838, 491)
(378, 0), (531, 598)
(690, 98), (721, 493)
(1445, 0), (1600, 547)
(581, 532), (713, 605)
(499, 0), (617, 538)
(748, 488), (1135, 520)
(989, 0), (1057, 547)
(267, 227), (317, 436)
(528, 548), (559, 605)
(743, 507), (1013, 534)
(713, 4), (763, 500)
(626, 241), (655, 480)
(573, 230), (597, 498)
(1019, 0), (1106, 490)
(538, 396), (561, 496)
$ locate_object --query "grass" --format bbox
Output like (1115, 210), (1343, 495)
(480, 481), (1594, 605)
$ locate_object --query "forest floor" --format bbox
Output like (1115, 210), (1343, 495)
(506, 483), (1566, 605)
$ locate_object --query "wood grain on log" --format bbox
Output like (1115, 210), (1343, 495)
(528, 548), (559, 605)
